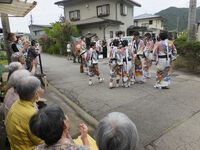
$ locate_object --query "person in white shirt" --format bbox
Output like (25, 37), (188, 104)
(66, 42), (72, 60)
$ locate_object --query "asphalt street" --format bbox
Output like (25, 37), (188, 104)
(42, 53), (200, 149)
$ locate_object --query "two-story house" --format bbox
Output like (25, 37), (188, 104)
(29, 24), (52, 40)
(55, 0), (141, 40)
(133, 14), (165, 35)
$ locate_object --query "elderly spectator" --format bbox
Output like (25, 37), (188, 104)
(29, 105), (90, 150)
(7, 62), (23, 81)
(4, 69), (31, 117)
(11, 52), (37, 74)
(5, 76), (43, 150)
(96, 112), (139, 150)
(11, 52), (26, 66)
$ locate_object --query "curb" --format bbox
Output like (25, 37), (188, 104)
(48, 83), (99, 128)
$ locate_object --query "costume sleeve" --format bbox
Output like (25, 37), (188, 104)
(139, 40), (145, 51)
(11, 44), (19, 52)
(150, 41), (154, 52)
(172, 44), (177, 55)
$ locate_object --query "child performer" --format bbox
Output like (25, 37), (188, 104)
(88, 42), (104, 86)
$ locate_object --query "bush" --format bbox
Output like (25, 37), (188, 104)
(174, 38), (200, 72)
(0, 51), (7, 64)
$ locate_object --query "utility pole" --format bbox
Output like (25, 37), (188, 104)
(30, 14), (33, 25)
(176, 17), (179, 33)
(188, 0), (197, 40)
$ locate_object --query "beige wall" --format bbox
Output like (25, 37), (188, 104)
(135, 18), (164, 30)
(116, 3), (134, 35)
(79, 25), (120, 40)
(64, 0), (135, 39)
(64, 0), (116, 20)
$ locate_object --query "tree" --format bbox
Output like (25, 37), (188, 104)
(43, 21), (79, 54)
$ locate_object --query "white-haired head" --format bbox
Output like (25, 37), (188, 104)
(16, 76), (41, 101)
(7, 62), (23, 80)
(8, 69), (31, 88)
(96, 112), (139, 150)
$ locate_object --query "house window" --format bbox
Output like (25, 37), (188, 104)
(134, 21), (138, 26)
(120, 4), (128, 16)
(149, 20), (153, 25)
(110, 31), (113, 38)
(69, 10), (80, 21)
(97, 4), (110, 17)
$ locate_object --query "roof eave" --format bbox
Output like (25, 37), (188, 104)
(134, 17), (165, 21)
(127, 0), (141, 7)
(75, 19), (124, 27)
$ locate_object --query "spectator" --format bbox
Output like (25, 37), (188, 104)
(7, 33), (19, 62)
(11, 52), (26, 67)
(5, 76), (44, 150)
(26, 40), (40, 71)
(16, 36), (23, 52)
(11, 52), (37, 74)
(7, 33), (19, 53)
(102, 40), (107, 58)
(7, 62), (23, 81)
(4, 69), (31, 116)
(22, 40), (30, 58)
(96, 112), (139, 150)
(29, 105), (90, 150)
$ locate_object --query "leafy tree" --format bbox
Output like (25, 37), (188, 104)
(40, 20), (79, 55)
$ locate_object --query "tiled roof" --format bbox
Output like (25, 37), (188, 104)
(55, 0), (141, 7)
(134, 14), (163, 20)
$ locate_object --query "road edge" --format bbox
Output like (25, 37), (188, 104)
(48, 83), (99, 128)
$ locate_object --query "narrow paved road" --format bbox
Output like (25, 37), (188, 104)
(42, 53), (200, 149)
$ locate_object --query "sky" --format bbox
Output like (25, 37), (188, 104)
(1, 0), (200, 33)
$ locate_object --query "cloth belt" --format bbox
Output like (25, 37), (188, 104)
(158, 55), (172, 59)
(123, 58), (132, 62)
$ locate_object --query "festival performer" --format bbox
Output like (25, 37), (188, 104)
(132, 31), (145, 83)
(109, 39), (123, 88)
(143, 33), (154, 78)
(88, 42), (104, 86)
(121, 40), (134, 88)
(154, 32), (177, 89)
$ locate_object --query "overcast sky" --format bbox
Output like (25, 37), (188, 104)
(1, 0), (200, 33)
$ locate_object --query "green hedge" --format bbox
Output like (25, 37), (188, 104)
(174, 39), (200, 72)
